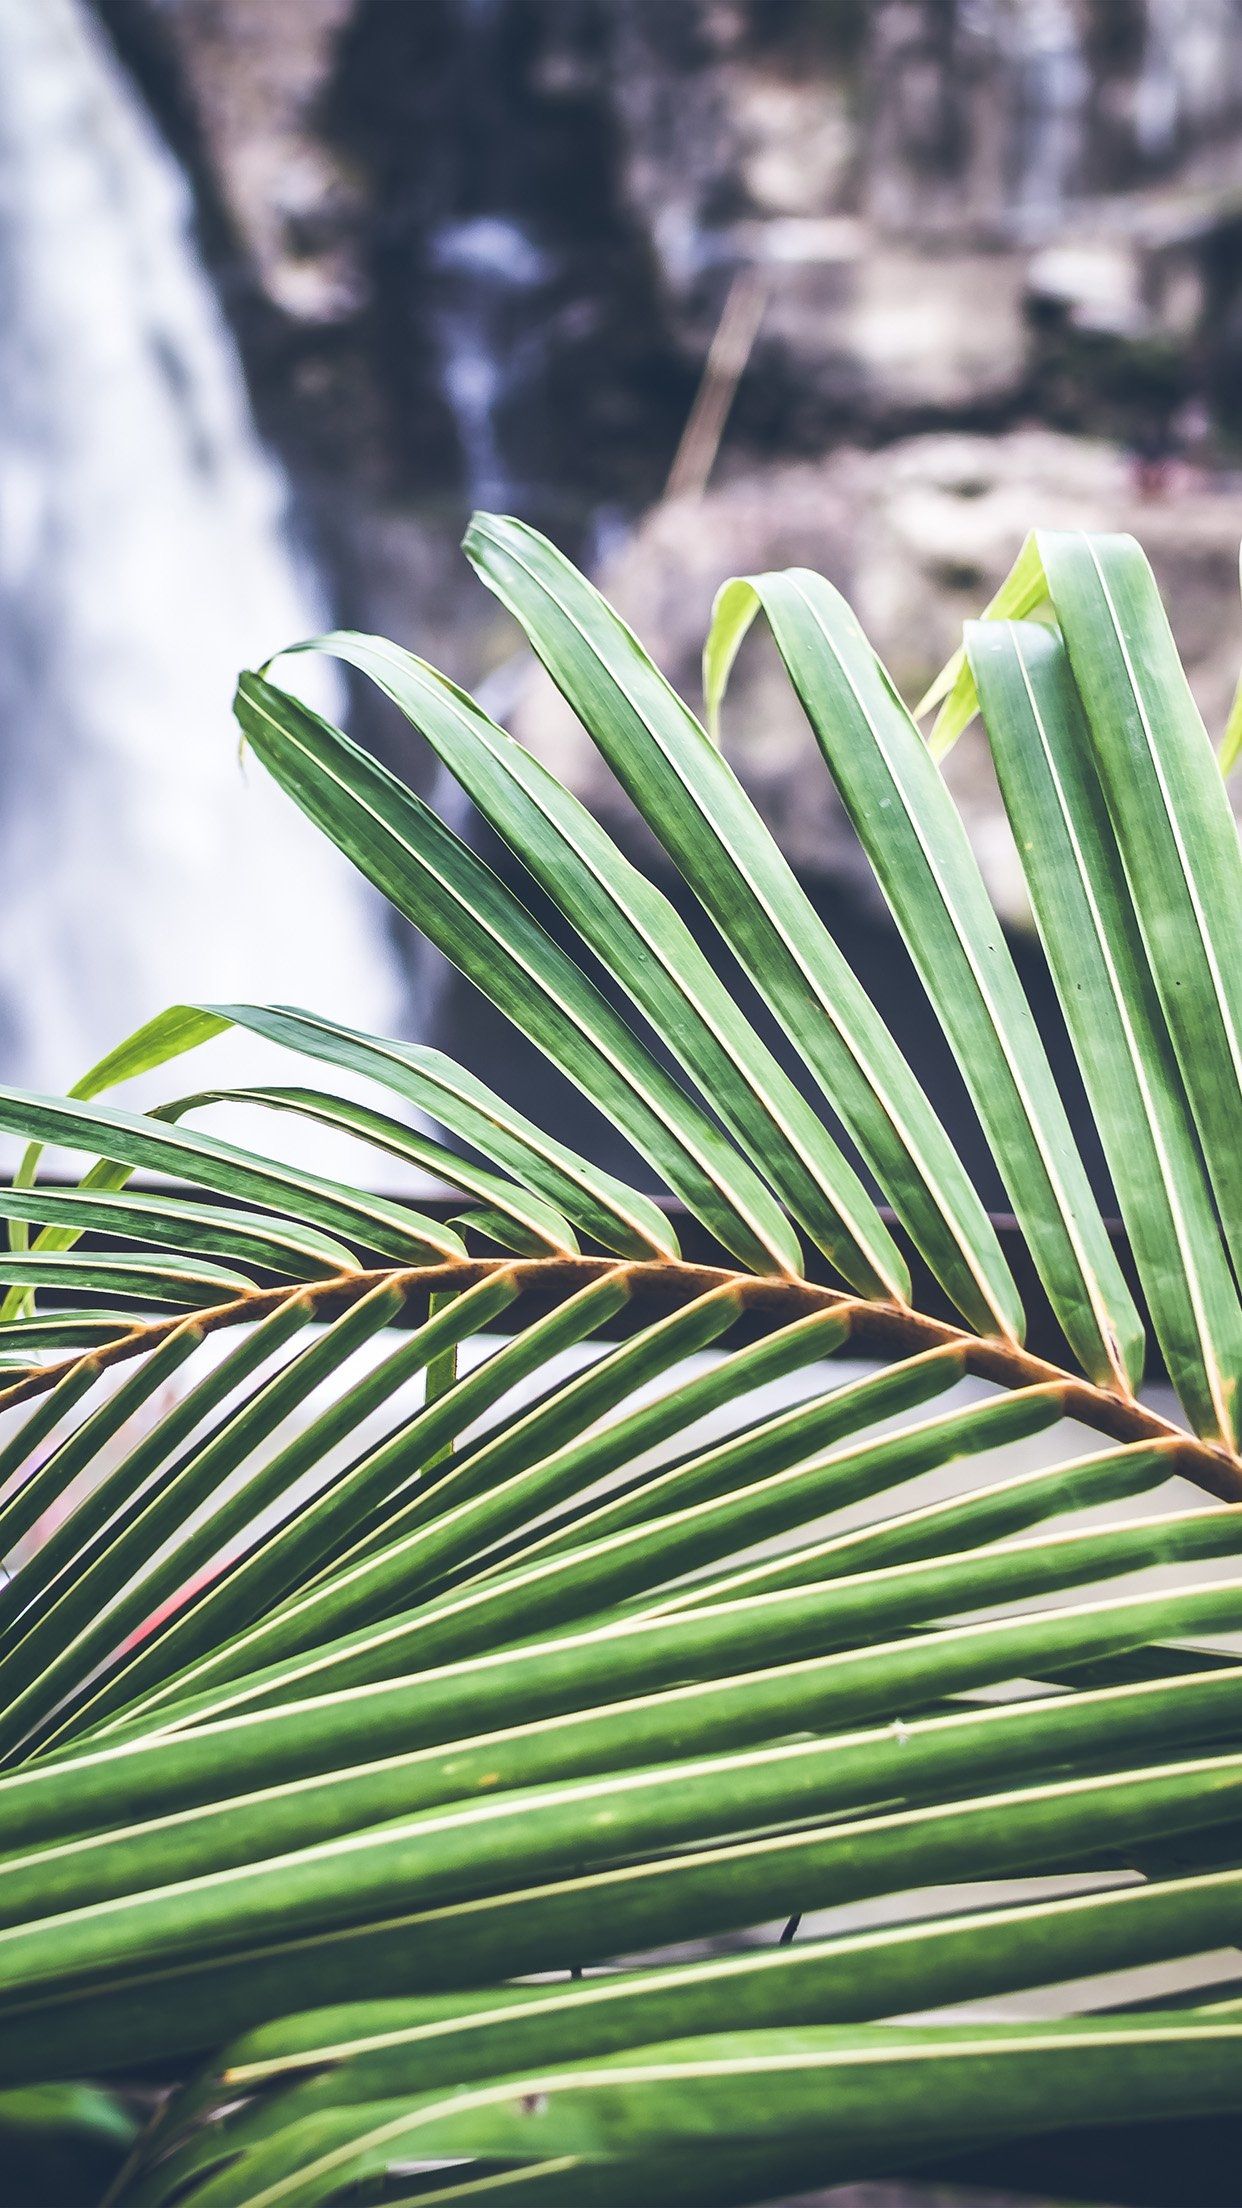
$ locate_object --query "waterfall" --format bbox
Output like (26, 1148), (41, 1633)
(431, 213), (549, 514)
(0, 0), (402, 1105)
(1008, 0), (1089, 238)
(423, 0), (558, 518)
(1134, 0), (1240, 162)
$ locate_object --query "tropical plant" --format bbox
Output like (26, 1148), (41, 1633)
(0, 517), (1240, 2208)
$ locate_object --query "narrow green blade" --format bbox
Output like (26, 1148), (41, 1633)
(54, 1285), (522, 1739)
(0, 1250), (250, 1308)
(0, 1293), (351, 1753)
(0, 1186), (359, 1282)
(10, 1587), (1242, 1929)
(1037, 530), (1242, 1292)
(165, 1378), (1060, 1692)
(0, 1359), (102, 1505)
(0, 1746), (1239, 2076)
(660, 1436), (1178, 1612)
(0, 1086), (463, 1266)
(2, 1006), (228, 1269)
(0, 1326), (201, 1571)
(157, 2014), (1242, 2208)
(1220, 669), (1242, 779)
(205, 1001), (677, 1261)
(159, 1083), (579, 1257)
(188, 1866), (1242, 2107)
(914, 530), (1050, 756)
(970, 617), (1242, 1447)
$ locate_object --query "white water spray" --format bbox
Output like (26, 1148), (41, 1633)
(0, 0), (402, 1100)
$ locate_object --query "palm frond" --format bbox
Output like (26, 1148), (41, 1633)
(1, 518), (1241, 2208)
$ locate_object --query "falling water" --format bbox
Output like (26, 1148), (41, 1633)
(1134, 0), (1241, 163)
(431, 213), (549, 513)
(1008, 0), (1089, 237)
(424, 0), (558, 517)
(0, 0), (401, 1101)
(409, 0), (557, 1038)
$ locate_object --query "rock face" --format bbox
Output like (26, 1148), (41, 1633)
(97, 0), (1242, 501)
(604, 1), (1242, 433)
(86, 1), (1242, 920)
(130, 0), (363, 323)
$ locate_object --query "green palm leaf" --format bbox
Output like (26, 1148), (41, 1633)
(1038, 531), (1242, 1295)
(2, 514), (1241, 2208)
(967, 616), (1242, 1449)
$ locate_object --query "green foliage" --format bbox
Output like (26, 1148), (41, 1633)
(0, 519), (1240, 2206)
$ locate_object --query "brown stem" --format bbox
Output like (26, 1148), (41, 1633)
(2, 1256), (1240, 1500)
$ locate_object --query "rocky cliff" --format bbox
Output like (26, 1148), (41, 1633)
(98, 1), (1242, 455)
(89, 0), (1242, 886)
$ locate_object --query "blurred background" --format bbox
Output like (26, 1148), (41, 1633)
(4, 0), (1242, 1162)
